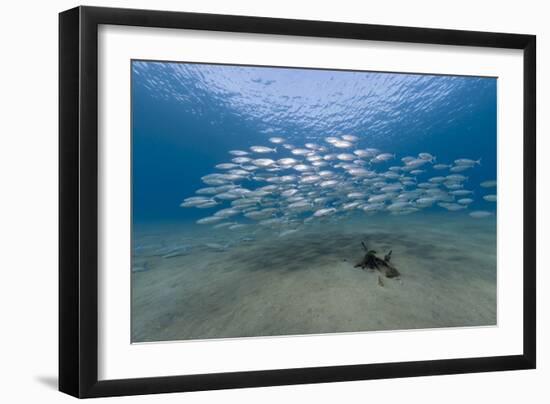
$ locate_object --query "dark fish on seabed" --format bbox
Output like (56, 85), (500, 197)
(355, 243), (400, 278)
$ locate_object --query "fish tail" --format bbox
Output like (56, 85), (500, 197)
(476, 158), (482, 165)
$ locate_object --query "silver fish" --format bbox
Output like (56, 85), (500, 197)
(455, 158), (481, 166)
(213, 208), (240, 218)
(419, 152), (435, 161)
(374, 153), (395, 162)
(291, 148), (312, 156)
(196, 216), (224, 224)
(313, 208), (336, 217)
(320, 180), (338, 188)
(215, 163), (238, 170)
(268, 137), (285, 144)
(450, 190), (473, 196)
(446, 174), (467, 182)
(232, 157), (251, 164)
(337, 153), (355, 161)
(450, 165), (471, 172)
(470, 210), (492, 218)
(354, 149), (375, 158)
(438, 202), (465, 211)
(229, 150), (248, 156)
(250, 145), (276, 153)
(333, 140), (353, 148)
(293, 164), (312, 172)
(300, 175), (321, 184)
(480, 180), (497, 188)
(252, 158), (276, 167)
(341, 134), (359, 142)
(433, 164), (449, 170)
(277, 157), (298, 166)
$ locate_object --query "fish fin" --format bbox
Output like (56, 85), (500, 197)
(378, 276), (384, 287)
(476, 158), (482, 165)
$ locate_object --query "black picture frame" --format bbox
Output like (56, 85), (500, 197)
(59, 6), (536, 398)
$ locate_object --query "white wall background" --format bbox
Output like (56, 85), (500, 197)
(0, 0), (546, 402)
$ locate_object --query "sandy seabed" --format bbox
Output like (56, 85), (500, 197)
(131, 213), (496, 342)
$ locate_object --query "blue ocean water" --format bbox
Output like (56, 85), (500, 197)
(130, 61), (498, 341)
(131, 61), (496, 224)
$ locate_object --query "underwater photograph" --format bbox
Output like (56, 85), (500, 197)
(131, 60), (497, 343)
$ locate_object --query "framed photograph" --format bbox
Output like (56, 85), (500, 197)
(59, 6), (536, 398)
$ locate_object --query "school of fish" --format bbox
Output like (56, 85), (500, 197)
(181, 135), (497, 234)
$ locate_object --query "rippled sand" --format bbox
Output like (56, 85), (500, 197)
(131, 213), (496, 342)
